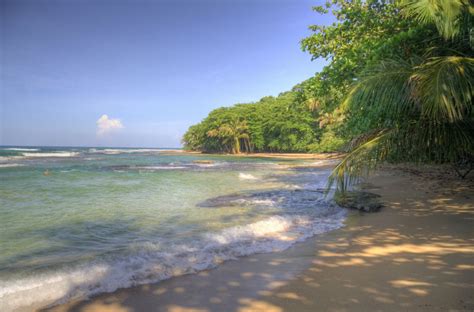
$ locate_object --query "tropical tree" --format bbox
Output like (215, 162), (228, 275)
(183, 0), (473, 166)
(206, 119), (250, 154)
(301, 0), (420, 112)
(182, 123), (206, 151)
(329, 0), (474, 192)
(182, 90), (322, 153)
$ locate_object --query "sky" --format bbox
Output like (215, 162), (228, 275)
(1, 0), (333, 147)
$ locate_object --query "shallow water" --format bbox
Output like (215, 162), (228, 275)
(0, 147), (345, 311)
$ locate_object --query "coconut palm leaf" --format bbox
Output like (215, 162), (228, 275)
(331, 50), (474, 192)
(328, 128), (392, 192)
(413, 56), (474, 122)
(329, 119), (474, 192)
(400, 0), (472, 40)
(304, 98), (321, 111)
(341, 57), (420, 124)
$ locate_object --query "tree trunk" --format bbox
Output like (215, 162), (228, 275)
(233, 137), (240, 154)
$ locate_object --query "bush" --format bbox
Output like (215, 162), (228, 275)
(308, 130), (346, 152)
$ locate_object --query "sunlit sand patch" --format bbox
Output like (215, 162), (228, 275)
(360, 243), (474, 257)
(241, 272), (255, 278)
(265, 281), (287, 289)
(237, 298), (283, 312)
(384, 271), (449, 297)
(455, 264), (474, 270)
(276, 291), (309, 303)
(78, 302), (131, 312)
(167, 305), (209, 312)
(393, 257), (410, 263)
(409, 288), (429, 296)
(390, 279), (433, 287)
(427, 258), (446, 265)
(336, 257), (367, 266)
(318, 250), (341, 257)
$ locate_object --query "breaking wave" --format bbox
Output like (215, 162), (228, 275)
(2, 148), (40, 152)
(0, 210), (345, 312)
(0, 164), (24, 168)
(89, 148), (162, 155)
(136, 165), (188, 170)
(21, 152), (80, 158)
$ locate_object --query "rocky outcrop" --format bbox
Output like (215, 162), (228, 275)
(334, 191), (383, 212)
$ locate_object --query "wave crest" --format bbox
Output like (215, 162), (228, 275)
(239, 173), (258, 180)
(0, 211), (345, 312)
(21, 152), (80, 158)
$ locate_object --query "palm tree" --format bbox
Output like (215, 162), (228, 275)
(401, 0), (472, 41)
(329, 0), (474, 192)
(304, 97), (321, 112)
(207, 120), (250, 154)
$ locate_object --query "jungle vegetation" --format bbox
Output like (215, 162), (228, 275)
(183, 0), (473, 190)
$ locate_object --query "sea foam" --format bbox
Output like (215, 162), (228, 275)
(2, 148), (40, 152)
(0, 211), (345, 312)
(239, 173), (258, 180)
(21, 152), (80, 158)
(0, 164), (24, 168)
(90, 149), (162, 154)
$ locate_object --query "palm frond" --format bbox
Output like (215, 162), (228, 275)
(412, 56), (474, 122)
(328, 129), (392, 193)
(329, 119), (474, 192)
(304, 98), (321, 111)
(341, 57), (420, 122)
(400, 0), (471, 40)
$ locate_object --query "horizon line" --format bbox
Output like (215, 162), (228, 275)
(0, 145), (183, 149)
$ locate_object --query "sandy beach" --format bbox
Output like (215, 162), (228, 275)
(158, 150), (343, 160)
(43, 164), (474, 312)
(4, 0), (473, 310)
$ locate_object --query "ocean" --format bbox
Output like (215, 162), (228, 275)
(0, 146), (346, 311)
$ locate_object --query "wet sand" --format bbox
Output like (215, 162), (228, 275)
(45, 166), (474, 312)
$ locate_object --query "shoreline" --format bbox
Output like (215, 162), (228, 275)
(44, 165), (474, 312)
(159, 150), (344, 160)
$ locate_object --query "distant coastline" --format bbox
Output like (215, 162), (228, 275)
(160, 149), (344, 160)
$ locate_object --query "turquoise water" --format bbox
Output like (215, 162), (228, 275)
(0, 147), (345, 311)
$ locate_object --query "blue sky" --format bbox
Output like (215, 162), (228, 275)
(1, 0), (333, 147)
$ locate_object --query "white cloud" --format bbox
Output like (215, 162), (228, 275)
(96, 114), (124, 136)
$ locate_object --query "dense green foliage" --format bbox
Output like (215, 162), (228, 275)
(183, 92), (321, 153)
(330, 0), (474, 191)
(182, 0), (430, 154)
(183, 0), (473, 189)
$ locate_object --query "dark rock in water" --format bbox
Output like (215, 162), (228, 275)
(334, 191), (382, 212)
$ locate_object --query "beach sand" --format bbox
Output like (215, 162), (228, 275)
(44, 165), (474, 312)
